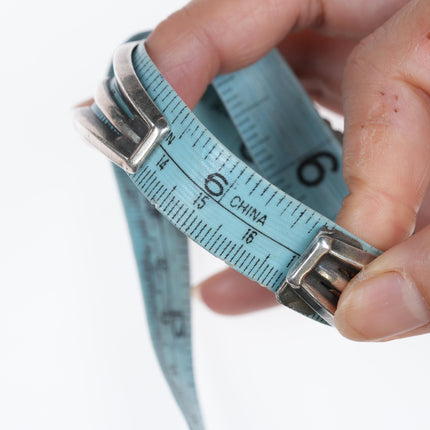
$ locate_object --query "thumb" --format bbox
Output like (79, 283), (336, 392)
(335, 225), (430, 341)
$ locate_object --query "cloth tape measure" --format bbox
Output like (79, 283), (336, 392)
(74, 31), (380, 429)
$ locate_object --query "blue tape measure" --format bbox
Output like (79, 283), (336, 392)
(74, 33), (380, 429)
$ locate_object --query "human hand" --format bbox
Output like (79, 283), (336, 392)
(146, 0), (430, 341)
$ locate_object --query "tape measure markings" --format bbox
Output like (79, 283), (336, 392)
(143, 144), (304, 255)
(114, 165), (203, 429)
(114, 47), (342, 296)
(82, 35), (380, 430)
(213, 52), (347, 221)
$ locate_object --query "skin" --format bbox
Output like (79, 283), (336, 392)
(144, 0), (430, 341)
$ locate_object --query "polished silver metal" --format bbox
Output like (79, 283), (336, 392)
(74, 41), (169, 173)
(276, 227), (377, 325)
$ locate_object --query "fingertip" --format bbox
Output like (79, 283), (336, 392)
(334, 289), (370, 342)
(146, 22), (217, 108)
(195, 269), (278, 315)
(74, 98), (94, 108)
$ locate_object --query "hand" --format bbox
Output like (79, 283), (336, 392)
(146, 0), (430, 341)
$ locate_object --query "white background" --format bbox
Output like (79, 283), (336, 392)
(0, 0), (429, 429)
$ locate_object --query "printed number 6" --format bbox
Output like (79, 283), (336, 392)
(204, 173), (228, 197)
(297, 151), (338, 186)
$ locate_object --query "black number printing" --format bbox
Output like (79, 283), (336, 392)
(297, 151), (338, 186)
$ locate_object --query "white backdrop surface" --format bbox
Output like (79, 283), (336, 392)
(0, 1), (428, 429)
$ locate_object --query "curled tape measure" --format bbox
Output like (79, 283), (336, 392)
(74, 32), (380, 429)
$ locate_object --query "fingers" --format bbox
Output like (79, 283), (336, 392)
(195, 269), (277, 315)
(337, 0), (430, 250)
(146, 0), (408, 109)
(335, 225), (430, 341)
(74, 98), (93, 108)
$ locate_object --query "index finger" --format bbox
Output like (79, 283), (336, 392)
(147, 0), (408, 108)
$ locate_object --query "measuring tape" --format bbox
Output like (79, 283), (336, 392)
(74, 32), (380, 429)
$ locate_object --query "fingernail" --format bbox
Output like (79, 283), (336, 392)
(335, 271), (430, 341)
